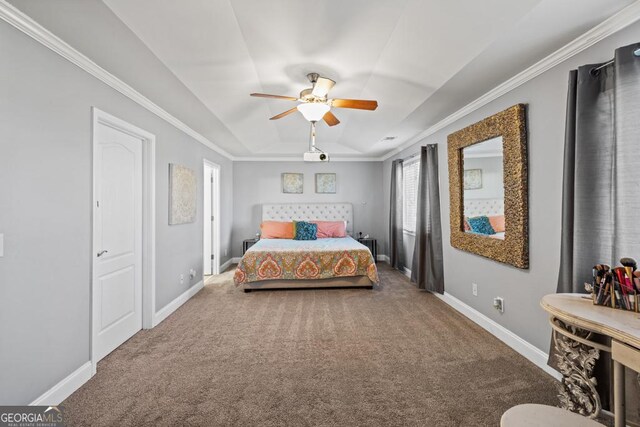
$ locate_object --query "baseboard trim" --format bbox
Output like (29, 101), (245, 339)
(29, 280), (205, 405)
(30, 361), (93, 406)
(377, 254), (390, 263)
(400, 266), (559, 380)
(434, 292), (561, 380)
(219, 258), (233, 273)
(403, 267), (411, 278)
(231, 257), (241, 264)
(153, 280), (203, 327)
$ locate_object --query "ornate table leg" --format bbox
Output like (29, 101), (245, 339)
(550, 318), (608, 419)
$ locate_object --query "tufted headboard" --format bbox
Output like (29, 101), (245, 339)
(262, 203), (354, 235)
(464, 198), (504, 217)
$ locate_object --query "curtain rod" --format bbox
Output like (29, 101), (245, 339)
(403, 144), (436, 162)
(592, 48), (640, 72)
(592, 59), (614, 72)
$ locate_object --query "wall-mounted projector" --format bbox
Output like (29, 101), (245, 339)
(303, 151), (329, 162)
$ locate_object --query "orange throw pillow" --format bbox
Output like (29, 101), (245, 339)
(488, 215), (505, 233)
(260, 221), (294, 239)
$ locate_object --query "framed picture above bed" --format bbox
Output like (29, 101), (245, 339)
(315, 173), (336, 193)
(281, 173), (303, 194)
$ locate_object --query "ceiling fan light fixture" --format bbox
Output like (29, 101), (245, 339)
(297, 103), (330, 122)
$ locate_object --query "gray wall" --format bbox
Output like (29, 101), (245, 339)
(0, 17), (233, 405)
(381, 21), (640, 354)
(232, 161), (383, 258)
(464, 156), (504, 201)
(6, 0), (245, 155)
(2, 0), (639, 408)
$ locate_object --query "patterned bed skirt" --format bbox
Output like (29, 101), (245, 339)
(234, 249), (379, 285)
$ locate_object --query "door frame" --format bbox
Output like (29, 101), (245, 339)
(203, 159), (221, 276)
(91, 108), (156, 375)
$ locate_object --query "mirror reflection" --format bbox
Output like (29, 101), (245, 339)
(462, 136), (505, 240)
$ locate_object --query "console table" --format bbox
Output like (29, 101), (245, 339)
(541, 293), (640, 426)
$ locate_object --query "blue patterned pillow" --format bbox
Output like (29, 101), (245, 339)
(294, 221), (317, 240)
(467, 216), (496, 235)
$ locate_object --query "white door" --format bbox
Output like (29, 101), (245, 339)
(94, 123), (143, 362)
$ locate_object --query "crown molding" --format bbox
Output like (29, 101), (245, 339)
(235, 156), (383, 162)
(380, 0), (640, 161)
(0, 0), (236, 161)
(3, 0), (639, 163)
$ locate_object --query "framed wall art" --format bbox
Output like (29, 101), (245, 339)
(315, 173), (336, 194)
(169, 163), (197, 225)
(463, 169), (482, 190)
(282, 173), (303, 194)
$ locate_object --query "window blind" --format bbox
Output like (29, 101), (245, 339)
(403, 159), (420, 233)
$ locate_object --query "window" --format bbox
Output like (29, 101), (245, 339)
(403, 159), (419, 234)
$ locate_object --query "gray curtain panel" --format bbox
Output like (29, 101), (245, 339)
(558, 42), (640, 293)
(389, 159), (404, 270)
(411, 145), (444, 293)
(553, 42), (640, 415)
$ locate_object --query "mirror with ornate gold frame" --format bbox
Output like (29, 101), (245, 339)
(447, 104), (528, 269)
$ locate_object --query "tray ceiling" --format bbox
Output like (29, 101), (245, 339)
(103, 0), (635, 159)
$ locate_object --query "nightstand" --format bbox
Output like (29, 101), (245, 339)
(357, 238), (378, 262)
(242, 238), (259, 255)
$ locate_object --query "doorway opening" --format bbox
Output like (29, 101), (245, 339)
(203, 160), (220, 278)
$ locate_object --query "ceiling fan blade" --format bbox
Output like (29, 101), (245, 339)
(311, 77), (336, 98)
(331, 98), (378, 110)
(250, 93), (298, 101)
(323, 111), (340, 127)
(269, 107), (299, 120)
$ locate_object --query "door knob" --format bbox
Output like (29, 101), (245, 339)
(97, 250), (108, 257)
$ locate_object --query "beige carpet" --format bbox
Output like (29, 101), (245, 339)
(204, 269), (235, 286)
(62, 264), (557, 426)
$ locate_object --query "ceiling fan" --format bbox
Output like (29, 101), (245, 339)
(250, 73), (378, 126)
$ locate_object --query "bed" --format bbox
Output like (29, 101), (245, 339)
(464, 198), (505, 240)
(233, 203), (379, 292)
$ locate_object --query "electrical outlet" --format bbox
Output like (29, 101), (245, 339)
(180, 274), (184, 285)
(472, 283), (478, 296)
(493, 297), (504, 313)
(189, 269), (196, 279)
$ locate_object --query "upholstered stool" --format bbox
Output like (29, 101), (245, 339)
(501, 404), (603, 426)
